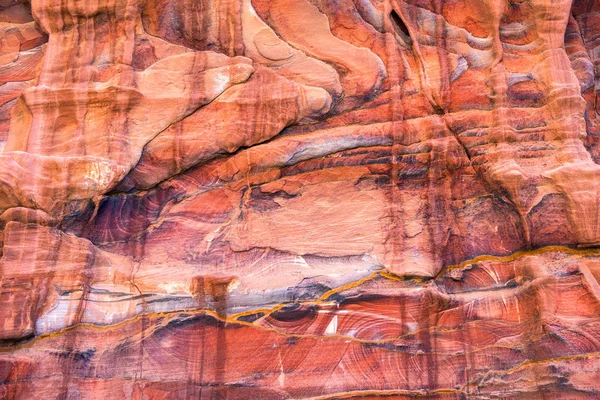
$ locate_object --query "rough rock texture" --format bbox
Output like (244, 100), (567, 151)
(2, 0), (600, 398)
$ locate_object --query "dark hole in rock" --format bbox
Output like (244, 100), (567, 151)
(390, 9), (412, 47)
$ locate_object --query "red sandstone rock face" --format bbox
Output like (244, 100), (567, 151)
(2, 0), (600, 398)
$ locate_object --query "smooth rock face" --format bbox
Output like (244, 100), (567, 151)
(2, 0), (600, 397)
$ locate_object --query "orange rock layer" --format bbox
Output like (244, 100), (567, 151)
(2, 0), (600, 398)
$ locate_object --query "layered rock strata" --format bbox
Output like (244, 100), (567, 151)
(2, 0), (600, 398)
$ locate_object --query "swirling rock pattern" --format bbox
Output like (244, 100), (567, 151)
(2, 0), (600, 398)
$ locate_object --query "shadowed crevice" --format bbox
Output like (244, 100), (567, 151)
(390, 9), (412, 47)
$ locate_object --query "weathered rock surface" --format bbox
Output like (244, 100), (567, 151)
(2, 0), (600, 398)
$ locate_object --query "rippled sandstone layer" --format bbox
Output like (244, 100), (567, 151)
(2, 0), (600, 398)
